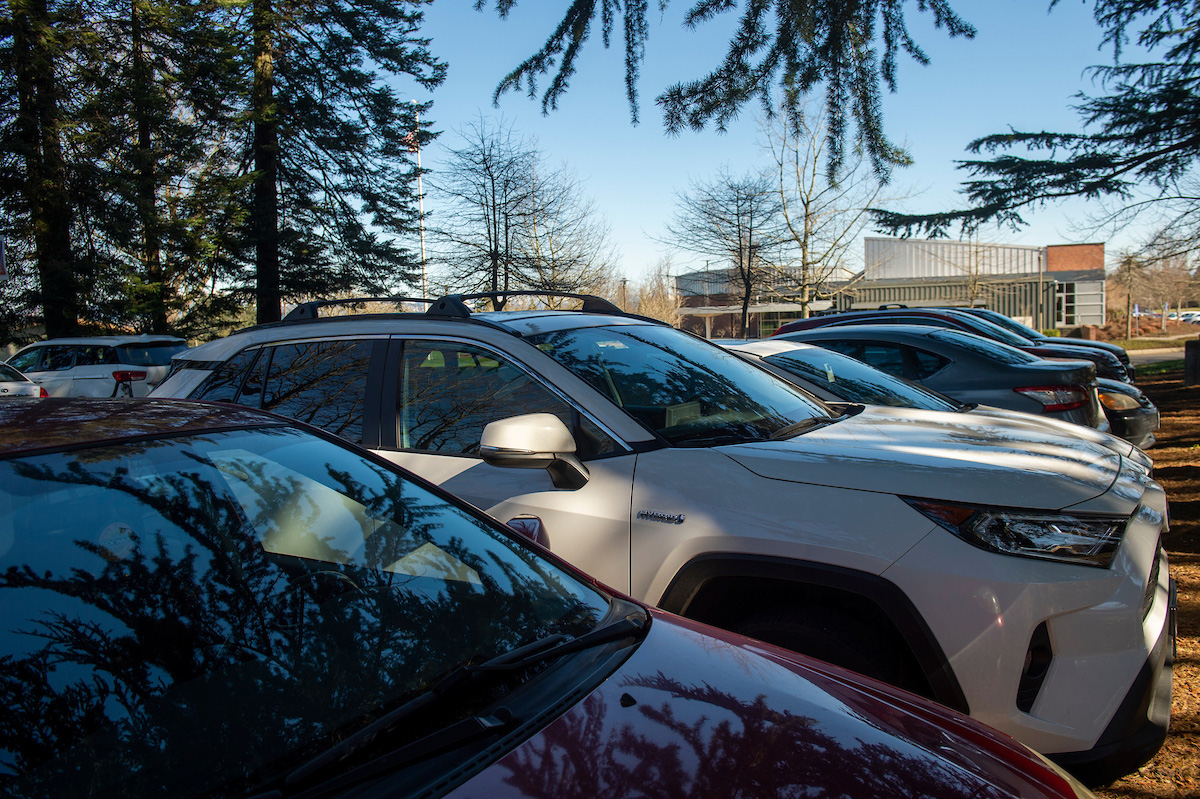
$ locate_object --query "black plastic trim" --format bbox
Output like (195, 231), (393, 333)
(656, 553), (969, 714)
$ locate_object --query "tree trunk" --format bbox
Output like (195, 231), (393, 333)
(13, 0), (79, 337)
(132, 0), (167, 332)
(252, 0), (280, 323)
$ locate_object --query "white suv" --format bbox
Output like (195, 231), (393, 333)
(155, 294), (1175, 786)
(7, 335), (188, 397)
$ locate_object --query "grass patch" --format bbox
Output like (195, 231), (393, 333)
(1135, 359), (1185, 379)
(1111, 337), (1197, 350)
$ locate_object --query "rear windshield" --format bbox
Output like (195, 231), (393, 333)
(930, 329), (1039, 365)
(0, 363), (27, 382)
(115, 342), (188, 366)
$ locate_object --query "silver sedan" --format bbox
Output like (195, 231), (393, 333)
(0, 361), (45, 399)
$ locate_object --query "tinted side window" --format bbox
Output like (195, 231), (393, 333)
(909, 348), (950, 379)
(41, 346), (75, 372)
(193, 348), (262, 403)
(7, 349), (41, 372)
(812, 340), (862, 360)
(74, 345), (117, 367)
(854, 344), (910, 378)
(896, 316), (950, 328)
(398, 341), (613, 457)
(261, 340), (375, 444)
(238, 346), (273, 406)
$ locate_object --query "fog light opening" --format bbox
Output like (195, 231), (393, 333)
(1017, 622), (1053, 713)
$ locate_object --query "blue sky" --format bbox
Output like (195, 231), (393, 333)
(408, 1), (1140, 282)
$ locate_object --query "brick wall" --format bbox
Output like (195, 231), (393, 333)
(1046, 243), (1104, 272)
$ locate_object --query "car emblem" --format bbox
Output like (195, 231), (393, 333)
(637, 510), (685, 525)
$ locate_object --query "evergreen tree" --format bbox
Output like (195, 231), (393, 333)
(2, 0), (81, 338)
(71, 0), (243, 336)
(874, 1), (1200, 240)
(239, 0), (445, 323)
(483, 0), (975, 178)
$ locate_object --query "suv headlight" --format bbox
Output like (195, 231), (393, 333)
(905, 499), (1126, 568)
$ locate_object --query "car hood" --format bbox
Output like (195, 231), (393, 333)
(967, 404), (1147, 464)
(719, 406), (1124, 510)
(450, 611), (1088, 799)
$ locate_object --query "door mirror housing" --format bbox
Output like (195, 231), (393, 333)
(479, 413), (589, 490)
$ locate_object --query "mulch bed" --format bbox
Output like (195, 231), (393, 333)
(1097, 371), (1200, 798)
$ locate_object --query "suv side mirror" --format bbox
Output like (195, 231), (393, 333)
(479, 413), (590, 490)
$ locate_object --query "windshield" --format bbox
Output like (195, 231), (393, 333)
(529, 325), (830, 445)
(763, 348), (959, 411)
(0, 427), (609, 798)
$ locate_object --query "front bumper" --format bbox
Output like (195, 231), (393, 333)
(1107, 405), (1160, 450)
(1048, 577), (1176, 787)
(882, 483), (1171, 777)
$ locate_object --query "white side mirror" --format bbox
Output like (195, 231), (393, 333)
(479, 413), (589, 490)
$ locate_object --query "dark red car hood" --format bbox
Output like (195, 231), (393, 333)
(446, 610), (1090, 799)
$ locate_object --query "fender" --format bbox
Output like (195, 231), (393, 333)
(657, 552), (969, 714)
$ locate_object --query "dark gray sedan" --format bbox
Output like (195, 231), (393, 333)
(725, 339), (1156, 454)
(774, 324), (1108, 430)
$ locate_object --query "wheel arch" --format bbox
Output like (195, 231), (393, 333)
(656, 553), (969, 714)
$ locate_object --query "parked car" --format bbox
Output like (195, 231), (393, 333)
(5, 335), (188, 397)
(775, 324), (1110, 430)
(0, 397), (1103, 799)
(723, 339), (1153, 462)
(955, 307), (1134, 380)
(0, 361), (45, 399)
(154, 293), (1175, 784)
(772, 307), (1132, 381)
(1096, 377), (1160, 449)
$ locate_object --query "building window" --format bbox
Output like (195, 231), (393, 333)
(1055, 283), (1077, 326)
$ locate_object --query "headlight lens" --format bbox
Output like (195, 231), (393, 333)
(905, 499), (1126, 568)
(1099, 390), (1142, 411)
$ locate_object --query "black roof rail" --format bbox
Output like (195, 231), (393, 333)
(283, 297), (432, 322)
(432, 291), (624, 315)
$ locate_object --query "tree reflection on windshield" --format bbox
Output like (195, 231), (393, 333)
(0, 427), (606, 798)
(500, 675), (1008, 799)
(530, 326), (829, 444)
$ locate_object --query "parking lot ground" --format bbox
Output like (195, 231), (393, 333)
(1098, 367), (1199, 798)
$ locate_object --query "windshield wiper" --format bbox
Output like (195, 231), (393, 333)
(284, 611), (648, 788)
(768, 405), (863, 441)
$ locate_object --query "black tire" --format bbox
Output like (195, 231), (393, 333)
(733, 605), (927, 695)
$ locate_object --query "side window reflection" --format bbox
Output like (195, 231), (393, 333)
(260, 340), (375, 444)
(398, 341), (614, 457)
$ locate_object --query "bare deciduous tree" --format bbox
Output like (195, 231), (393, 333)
(611, 257), (681, 326)
(431, 117), (616, 308)
(666, 168), (783, 335)
(766, 104), (903, 318)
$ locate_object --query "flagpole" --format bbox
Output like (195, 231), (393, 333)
(412, 100), (427, 298)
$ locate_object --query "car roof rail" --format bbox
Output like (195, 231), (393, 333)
(283, 297), (433, 322)
(429, 291), (625, 316)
